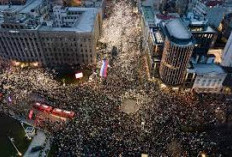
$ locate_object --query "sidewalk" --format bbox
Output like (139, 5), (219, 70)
(23, 130), (46, 157)
(41, 137), (52, 157)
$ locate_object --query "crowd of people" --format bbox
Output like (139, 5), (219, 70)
(0, 0), (232, 156)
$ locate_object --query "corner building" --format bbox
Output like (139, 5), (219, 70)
(159, 19), (194, 85)
(0, 0), (101, 67)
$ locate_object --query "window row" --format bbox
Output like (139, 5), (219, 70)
(195, 78), (223, 87)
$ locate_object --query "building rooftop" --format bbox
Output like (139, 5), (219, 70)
(0, 0), (27, 5)
(150, 28), (164, 45)
(205, 0), (223, 7)
(140, 0), (156, 7)
(53, 0), (104, 8)
(19, 0), (42, 14)
(0, 0), (98, 32)
(0, 0), (42, 13)
(141, 6), (154, 25)
(160, 18), (194, 46)
(183, 12), (216, 33)
(40, 7), (98, 32)
(166, 19), (192, 40)
(193, 63), (225, 74)
(154, 13), (179, 26)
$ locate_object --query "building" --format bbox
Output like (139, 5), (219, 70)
(0, 0), (26, 5)
(221, 13), (232, 39)
(221, 32), (232, 67)
(159, 19), (194, 85)
(0, 0), (102, 67)
(190, 63), (227, 93)
(58, 0), (105, 19)
(139, 0), (230, 93)
(206, 7), (226, 29)
(175, 0), (189, 15)
(183, 12), (217, 60)
(184, 53), (227, 91)
(191, 0), (226, 29)
(138, 0), (161, 11)
(149, 13), (179, 76)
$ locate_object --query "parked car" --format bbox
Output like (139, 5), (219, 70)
(30, 146), (44, 153)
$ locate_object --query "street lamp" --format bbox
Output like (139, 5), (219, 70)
(8, 136), (22, 156)
(20, 122), (31, 140)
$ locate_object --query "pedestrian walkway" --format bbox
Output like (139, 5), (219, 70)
(41, 137), (52, 157)
(23, 130), (46, 157)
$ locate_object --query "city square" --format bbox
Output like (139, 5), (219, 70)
(0, 0), (232, 157)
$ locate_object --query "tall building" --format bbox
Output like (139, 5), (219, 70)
(183, 12), (217, 61)
(0, 0), (102, 67)
(159, 19), (194, 85)
(221, 32), (232, 67)
(139, 0), (229, 93)
(190, 0), (226, 29)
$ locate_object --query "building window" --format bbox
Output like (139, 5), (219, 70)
(218, 79), (222, 84)
(207, 79), (212, 86)
(212, 79), (217, 86)
(201, 79), (206, 86)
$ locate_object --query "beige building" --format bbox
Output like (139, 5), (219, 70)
(0, 0), (101, 67)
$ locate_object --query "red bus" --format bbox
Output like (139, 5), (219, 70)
(51, 108), (75, 119)
(33, 102), (53, 113)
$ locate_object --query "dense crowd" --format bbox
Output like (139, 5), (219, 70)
(0, 0), (232, 156)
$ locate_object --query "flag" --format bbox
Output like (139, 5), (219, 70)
(100, 60), (108, 78)
(8, 96), (12, 102)
(28, 110), (34, 120)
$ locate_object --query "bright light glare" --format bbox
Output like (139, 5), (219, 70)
(75, 72), (83, 79)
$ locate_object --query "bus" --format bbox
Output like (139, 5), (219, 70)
(33, 102), (53, 113)
(51, 108), (75, 119)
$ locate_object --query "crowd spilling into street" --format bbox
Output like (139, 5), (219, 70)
(0, 0), (232, 156)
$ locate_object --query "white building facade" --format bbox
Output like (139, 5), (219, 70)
(192, 64), (227, 93)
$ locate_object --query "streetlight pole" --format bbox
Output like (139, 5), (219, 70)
(8, 136), (22, 156)
(20, 122), (31, 140)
